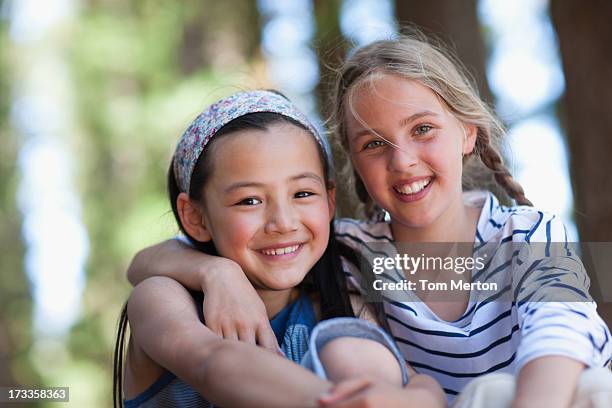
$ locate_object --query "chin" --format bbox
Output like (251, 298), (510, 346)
(393, 211), (437, 230)
(267, 276), (307, 291)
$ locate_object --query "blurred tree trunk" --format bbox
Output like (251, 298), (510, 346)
(550, 0), (612, 325)
(179, 0), (261, 75)
(550, 0), (612, 242)
(313, 0), (345, 119)
(313, 0), (358, 218)
(394, 0), (492, 104)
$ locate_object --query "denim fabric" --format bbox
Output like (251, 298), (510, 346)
(300, 317), (410, 386)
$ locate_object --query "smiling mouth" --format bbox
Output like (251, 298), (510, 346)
(258, 244), (302, 256)
(393, 177), (434, 195)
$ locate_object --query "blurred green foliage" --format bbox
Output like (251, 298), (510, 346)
(0, 3), (41, 395)
(2, 0), (268, 406)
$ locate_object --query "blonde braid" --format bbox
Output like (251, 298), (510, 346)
(475, 133), (533, 206)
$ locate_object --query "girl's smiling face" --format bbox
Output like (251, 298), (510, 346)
(346, 74), (476, 231)
(196, 122), (334, 292)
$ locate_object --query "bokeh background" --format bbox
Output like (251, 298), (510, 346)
(1, 0), (611, 406)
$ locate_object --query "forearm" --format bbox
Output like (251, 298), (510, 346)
(129, 277), (321, 407)
(197, 341), (331, 408)
(404, 374), (448, 408)
(127, 239), (239, 290)
(512, 355), (585, 408)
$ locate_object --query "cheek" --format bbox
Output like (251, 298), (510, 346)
(423, 140), (463, 178)
(301, 203), (331, 246)
(211, 212), (260, 255)
(351, 153), (386, 184)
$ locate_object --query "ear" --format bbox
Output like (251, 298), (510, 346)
(176, 192), (212, 242)
(462, 123), (478, 155)
(326, 181), (337, 221)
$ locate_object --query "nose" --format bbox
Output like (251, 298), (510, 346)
(388, 143), (418, 172)
(264, 201), (299, 234)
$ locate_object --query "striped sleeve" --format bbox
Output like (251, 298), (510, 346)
(512, 213), (611, 370)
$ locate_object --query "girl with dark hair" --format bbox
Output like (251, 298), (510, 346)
(114, 90), (444, 408)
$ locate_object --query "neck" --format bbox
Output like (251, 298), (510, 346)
(391, 192), (480, 243)
(256, 287), (299, 319)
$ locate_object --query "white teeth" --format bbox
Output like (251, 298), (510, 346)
(260, 245), (300, 256)
(396, 178), (431, 195)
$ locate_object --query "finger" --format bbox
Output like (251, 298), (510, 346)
(256, 323), (282, 355)
(202, 300), (225, 337)
(221, 325), (239, 341)
(237, 326), (256, 345)
(319, 378), (371, 406)
(206, 321), (224, 338)
(320, 392), (370, 408)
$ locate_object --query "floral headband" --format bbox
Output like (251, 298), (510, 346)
(173, 90), (325, 194)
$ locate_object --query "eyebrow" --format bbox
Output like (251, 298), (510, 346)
(224, 181), (264, 193)
(352, 110), (439, 140)
(398, 110), (439, 127)
(291, 172), (325, 184)
(224, 172), (324, 193)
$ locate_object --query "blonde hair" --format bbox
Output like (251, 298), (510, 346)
(331, 32), (531, 217)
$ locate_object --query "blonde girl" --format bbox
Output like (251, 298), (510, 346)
(326, 33), (611, 408)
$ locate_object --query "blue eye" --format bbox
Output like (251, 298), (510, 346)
(236, 197), (262, 206)
(295, 191), (315, 198)
(363, 140), (385, 150)
(415, 125), (433, 135)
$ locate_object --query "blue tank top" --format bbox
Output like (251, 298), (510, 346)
(124, 293), (317, 408)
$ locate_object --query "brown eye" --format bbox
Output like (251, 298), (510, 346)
(295, 191), (315, 198)
(236, 197), (262, 206)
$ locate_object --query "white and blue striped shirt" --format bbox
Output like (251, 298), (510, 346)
(335, 191), (611, 401)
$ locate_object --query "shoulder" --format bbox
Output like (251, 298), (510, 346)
(129, 276), (194, 310)
(477, 192), (569, 244)
(506, 208), (568, 244)
(334, 218), (393, 244)
(127, 277), (202, 338)
(334, 218), (392, 273)
(125, 277), (202, 397)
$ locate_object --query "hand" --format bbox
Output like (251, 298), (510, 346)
(318, 378), (409, 408)
(512, 356), (584, 408)
(199, 258), (282, 355)
(318, 376), (447, 408)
